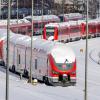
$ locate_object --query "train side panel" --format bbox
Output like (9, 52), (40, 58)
(14, 45), (26, 73)
(31, 49), (48, 81)
(0, 40), (4, 64)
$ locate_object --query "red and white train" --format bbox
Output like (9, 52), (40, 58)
(43, 18), (100, 42)
(0, 29), (76, 86)
(58, 13), (84, 22)
(0, 15), (60, 36)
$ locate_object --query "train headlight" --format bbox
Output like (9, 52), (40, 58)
(71, 71), (76, 75)
(52, 70), (59, 74)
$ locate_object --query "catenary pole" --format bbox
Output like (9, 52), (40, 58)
(29, 0), (34, 83)
(17, 0), (18, 33)
(6, 0), (11, 100)
(84, 0), (88, 100)
(0, 0), (1, 19)
(62, 0), (65, 22)
(41, 0), (43, 38)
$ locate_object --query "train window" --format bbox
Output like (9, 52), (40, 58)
(35, 59), (37, 69)
(70, 27), (80, 33)
(34, 23), (38, 28)
(46, 27), (54, 37)
(18, 54), (20, 64)
(60, 28), (69, 35)
(38, 24), (42, 28)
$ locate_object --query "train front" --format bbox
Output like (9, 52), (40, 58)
(48, 45), (76, 86)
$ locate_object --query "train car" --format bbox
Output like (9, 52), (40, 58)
(81, 20), (97, 38)
(0, 15), (60, 36)
(96, 21), (100, 36)
(80, 19), (100, 38)
(58, 13), (84, 22)
(1, 30), (76, 86)
(94, 18), (100, 37)
(43, 18), (100, 42)
(10, 15), (60, 36)
(43, 21), (82, 42)
(0, 40), (3, 65)
(0, 29), (15, 65)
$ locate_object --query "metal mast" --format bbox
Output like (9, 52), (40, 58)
(0, 0), (1, 19)
(62, 0), (65, 22)
(41, 0), (43, 37)
(6, 0), (11, 100)
(29, 0), (34, 83)
(84, 0), (89, 100)
(17, 0), (18, 33)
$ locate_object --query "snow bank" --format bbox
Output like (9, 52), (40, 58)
(89, 48), (100, 65)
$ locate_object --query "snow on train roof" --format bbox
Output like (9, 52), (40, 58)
(0, 19), (30, 26)
(0, 30), (15, 41)
(0, 29), (75, 62)
(51, 44), (75, 63)
(10, 33), (75, 59)
(0, 29), (14, 39)
(64, 13), (83, 18)
(45, 22), (70, 28)
(0, 28), (14, 33)
(11, 34), (56, 52)
(24, 15), (60, 22)
(10, 34), (30, 45)
(45, 20), (84, 28)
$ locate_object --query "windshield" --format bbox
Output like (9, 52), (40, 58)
(54, 60), (74, 71)
(46, 27), (54, 37)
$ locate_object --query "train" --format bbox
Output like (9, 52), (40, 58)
(43, 18), (100, 42)
(58, 13), (84, 22)
(0, 29), (76, 86)
(0, 15), (60, 36)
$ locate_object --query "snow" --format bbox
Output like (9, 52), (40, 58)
(0, 19), (30, 26)
(24, 15), (60, 22)
(0, 37), (100, 100)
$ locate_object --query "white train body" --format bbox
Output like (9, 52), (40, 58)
(0, 29), (76, 85)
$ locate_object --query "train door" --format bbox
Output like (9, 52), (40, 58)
(35, 52), (47, 81)
(0, 40), (3, 61)
(25, 48), (31, 73)
(32, 58), (38, 78)
(47, 58), (50, 76)
(16, 47), (26, 73)
(16, 48), (21, 72)
(0, 40), (3, 65)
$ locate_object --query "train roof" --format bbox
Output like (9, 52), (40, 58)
(0, 19), (30, 26)
(24, 15), (60, 22)
(15, 37), (75, 62)
(45, 20), (84, 28)
(9, 33), (75, 60)
(0, 29), (75, 63)
(0, 29), (17, 42)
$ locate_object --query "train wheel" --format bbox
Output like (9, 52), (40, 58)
(65, 39), (69, 43)
(44, 77), (50, 85)
(0, 61), (5, 66)
(70, 38), (72, 42)
(12, 65), (16, 73)
(88, 35), (91, 39)
(24, 69), (29, 78)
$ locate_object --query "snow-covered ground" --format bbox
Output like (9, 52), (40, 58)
(0, 37), (100, 100)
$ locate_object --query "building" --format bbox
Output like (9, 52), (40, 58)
(54, 0), (84, 14)
(0, 0), (54, 19)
